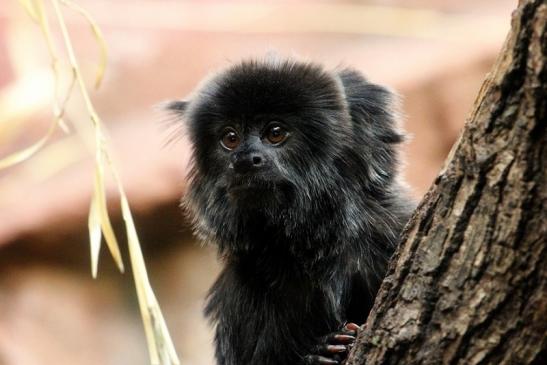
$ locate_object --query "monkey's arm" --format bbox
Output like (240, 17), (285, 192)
(303, 270), (374, 364)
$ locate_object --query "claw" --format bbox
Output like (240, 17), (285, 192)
(341, 322), (360, 336)
(344, 323), (360, 332)
(325, 345), (347, 354)
(331, 334), (355, 344)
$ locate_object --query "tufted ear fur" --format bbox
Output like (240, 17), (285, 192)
(160, 100), (190, 147)
(164, 100), (189, 114)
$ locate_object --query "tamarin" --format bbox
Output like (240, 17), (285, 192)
(167, 58), (415, 365)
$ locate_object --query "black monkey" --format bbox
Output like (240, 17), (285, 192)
(167, 59), (415, 365)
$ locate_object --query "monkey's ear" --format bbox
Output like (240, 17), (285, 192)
(164, 100), (189, 115)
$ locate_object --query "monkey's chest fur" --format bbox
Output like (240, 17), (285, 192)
(205, 246), (363, 365)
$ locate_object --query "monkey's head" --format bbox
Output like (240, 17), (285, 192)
(167, 59), (403, 254)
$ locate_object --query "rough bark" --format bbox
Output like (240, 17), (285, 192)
(347, 1), (546, 364)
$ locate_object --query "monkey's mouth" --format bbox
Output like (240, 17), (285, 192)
(226, 178), (293, 207)
(227, 179), (273, 194)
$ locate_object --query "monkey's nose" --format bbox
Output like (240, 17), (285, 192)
(232, 152), (265, 174)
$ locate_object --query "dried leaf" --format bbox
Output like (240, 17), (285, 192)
(61, 0), (108, 89)
(94, 154), (124, 273)
(0, 119), (57, 170)
(88, 192), (102, 278)
(121, 194), (180, 365)
(17, 0), (39, 22)
(19, 2), (181, 364)
(52, 63), (76, 134)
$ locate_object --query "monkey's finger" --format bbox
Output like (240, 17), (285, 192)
(344, 323), (360, 332)
(327, 334), (355, 345)
(325, 345), (347, 355)
(304, 355), (340, 365)
(341, 322), (360, 336)
(322, 332), (355, 345)
(312, 343), (347, 356)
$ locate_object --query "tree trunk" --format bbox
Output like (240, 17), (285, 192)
(347, 1), (546, 364)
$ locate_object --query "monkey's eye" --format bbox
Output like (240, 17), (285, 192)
(264, 123), (288, 145)
(220, 128), (241, 150)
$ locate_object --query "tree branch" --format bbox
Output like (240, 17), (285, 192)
(347, 1), (546, 364)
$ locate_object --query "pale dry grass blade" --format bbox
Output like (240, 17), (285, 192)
(35, 0), (76, 133)
(60, 0), (107, 89)
(93, 153), (125, 273)
(121, 193), (180, 365)
(50, 0), (126, 275)
(0, 0), (75, 170)
(17, 0), (39, 22)
(88, 191), (102, 278)
(11, 1), (181, 363)
(52, 65), (75, 133)
(0, 118), (57, 169)
(51, 1), (181, 363)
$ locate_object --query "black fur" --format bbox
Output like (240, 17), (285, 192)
(168, 59), (415, 365)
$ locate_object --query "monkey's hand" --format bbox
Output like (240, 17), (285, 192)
(303, 323), (360, 365)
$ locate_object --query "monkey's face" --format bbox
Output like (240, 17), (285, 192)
(206, 119), (294, 208)
(182, 60), (351, 214)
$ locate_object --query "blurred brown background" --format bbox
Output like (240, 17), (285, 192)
(0, 1), (515, 364)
